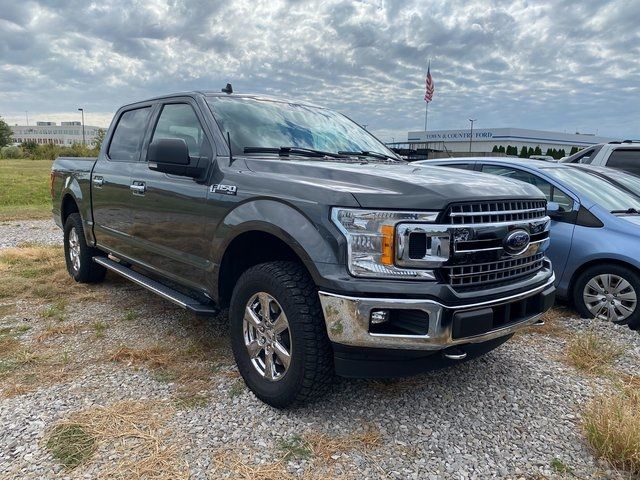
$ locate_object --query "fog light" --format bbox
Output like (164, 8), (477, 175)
(370, 309), (390, 325)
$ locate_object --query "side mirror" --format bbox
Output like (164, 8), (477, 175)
(547, 201), (563, 219)
(148, 138), (192, 176)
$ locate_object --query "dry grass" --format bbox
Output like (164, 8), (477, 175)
(565, 330), (626, 376)
(109, 339), (227, 401)
(0, 303), (17, 317)
(0, 245), (98, 302)
(215, 428), (384, 479)
(211, 452), (293, 480)
(304, 428), (382, 462)
(583, 387), (640, 475)
(522, 306), (572, 337)
(46, 400), (188, 478)
(36, 322), (79, 342)
(0, 330), (81, 397)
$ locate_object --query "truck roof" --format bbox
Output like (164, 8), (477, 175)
(121, 91), (323, 110)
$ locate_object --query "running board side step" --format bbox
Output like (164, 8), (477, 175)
(93, 257), (219, 316)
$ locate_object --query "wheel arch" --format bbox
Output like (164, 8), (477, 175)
(216, 228), (321, 308)
(61, 193), (80, 224)
(568, 257), (640, 302)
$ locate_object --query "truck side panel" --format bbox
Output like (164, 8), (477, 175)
(51, 157), (98, 245)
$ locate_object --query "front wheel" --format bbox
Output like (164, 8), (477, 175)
(229, 261), (334, 408)
(572, 264), (640, 329)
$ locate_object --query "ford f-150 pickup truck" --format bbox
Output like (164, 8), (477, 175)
(51, 89), (555, 407)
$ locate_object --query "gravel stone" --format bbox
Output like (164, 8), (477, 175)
(0, 227), (638, 479)
(0, 219), (62, 248)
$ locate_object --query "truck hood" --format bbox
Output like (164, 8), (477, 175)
(243, 158), (545, 210)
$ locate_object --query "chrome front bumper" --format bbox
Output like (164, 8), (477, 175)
(319, 272), (555, 351)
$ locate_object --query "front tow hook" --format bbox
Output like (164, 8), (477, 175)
(442, 347), (467, 361)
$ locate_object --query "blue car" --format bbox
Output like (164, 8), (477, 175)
(416, 158), (640, 330)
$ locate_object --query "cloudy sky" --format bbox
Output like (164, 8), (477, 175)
(1, 0), (638, 142)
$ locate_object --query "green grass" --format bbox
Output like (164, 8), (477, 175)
(46, 423), (95, 470)
(278, 435), (313, 461)
(550, 458), (573, 474)
(0, 159), (52, 221)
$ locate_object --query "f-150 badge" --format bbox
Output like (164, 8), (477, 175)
(210, 184), (237, 195)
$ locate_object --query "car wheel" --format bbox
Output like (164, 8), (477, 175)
(63, 213), (107, 283)
(229, 261), (334, 408)
(573, 264), (640, 328)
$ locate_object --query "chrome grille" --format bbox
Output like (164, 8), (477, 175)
(446, 200), (546, 225)
(443, 252), (545, 287)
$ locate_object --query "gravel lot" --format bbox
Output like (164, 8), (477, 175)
(0, 219), (62, 248)
(0, 224), (638, 479)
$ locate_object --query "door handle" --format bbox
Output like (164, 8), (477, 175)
(93, 177), (104, 187)
(130, 181), (146, 195)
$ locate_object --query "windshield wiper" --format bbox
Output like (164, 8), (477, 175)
(338, 150), (402, 162)
(610, 208), (640, 214)
(244, 146), (347, 159)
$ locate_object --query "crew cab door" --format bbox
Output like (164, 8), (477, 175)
(92, 106), (153, 255)
(127, 100), (212, 289)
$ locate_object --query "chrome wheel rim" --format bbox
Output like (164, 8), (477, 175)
(68, 227), (81, 273)
(243, 292), (292, 381)
(583, 274), (637, 323)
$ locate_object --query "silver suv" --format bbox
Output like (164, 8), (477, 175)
(560, 141), (640, 175)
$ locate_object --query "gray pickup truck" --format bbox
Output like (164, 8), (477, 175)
(51, 89), (555, 407)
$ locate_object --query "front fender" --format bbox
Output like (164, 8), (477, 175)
(210, 199), (344, 285)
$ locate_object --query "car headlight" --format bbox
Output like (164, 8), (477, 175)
(331, 207), (439, 279)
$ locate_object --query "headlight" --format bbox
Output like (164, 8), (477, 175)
(331, 208), (439, 279)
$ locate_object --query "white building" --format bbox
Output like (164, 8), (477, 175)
(11, 121), (102, 147)
(407, 127), (617, 154)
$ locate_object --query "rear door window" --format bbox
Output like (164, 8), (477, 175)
(108, 107), (152, 161)
(606, 149), (640, 175)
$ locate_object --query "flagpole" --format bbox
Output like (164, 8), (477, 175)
(424, 101), (428, 132)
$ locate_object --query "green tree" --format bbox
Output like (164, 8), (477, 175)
(558, 148), (566, 158)
(545, 148), (553, 156)
(93, 128), (106, 153)
(0, 117), (12, 147)
(492, 145), (499, 153)
(498, 145), (506, 154)
(534, 146), (542, 156)
(519, 146), (528, 158)
(21, 141), (38, 157)
(570, 146), (580, 155)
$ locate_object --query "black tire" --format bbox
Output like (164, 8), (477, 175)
(229, 261), (334, 408)
(572, 264), (640, 329)
(63, 213), (107, 283)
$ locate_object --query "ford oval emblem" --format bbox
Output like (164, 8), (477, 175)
(503, 229), (530, 255)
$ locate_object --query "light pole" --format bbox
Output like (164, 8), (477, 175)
(468, 118), (477, 153)
(78, 108), (86, 146)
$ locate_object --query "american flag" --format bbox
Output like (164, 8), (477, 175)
(424, 65), (434, 103)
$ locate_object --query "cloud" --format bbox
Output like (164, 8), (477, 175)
(0, 0), (638, 141)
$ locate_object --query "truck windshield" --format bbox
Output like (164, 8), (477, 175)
(543, 167), (640, 212)
(207, 96), (400, 160)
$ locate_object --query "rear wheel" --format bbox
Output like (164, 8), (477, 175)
(572, 264), (640, 328)
(63, 213), (106, 283)
(229, 261), (333, 408)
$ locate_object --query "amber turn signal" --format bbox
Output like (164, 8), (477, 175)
(381, 225), (395, 265)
